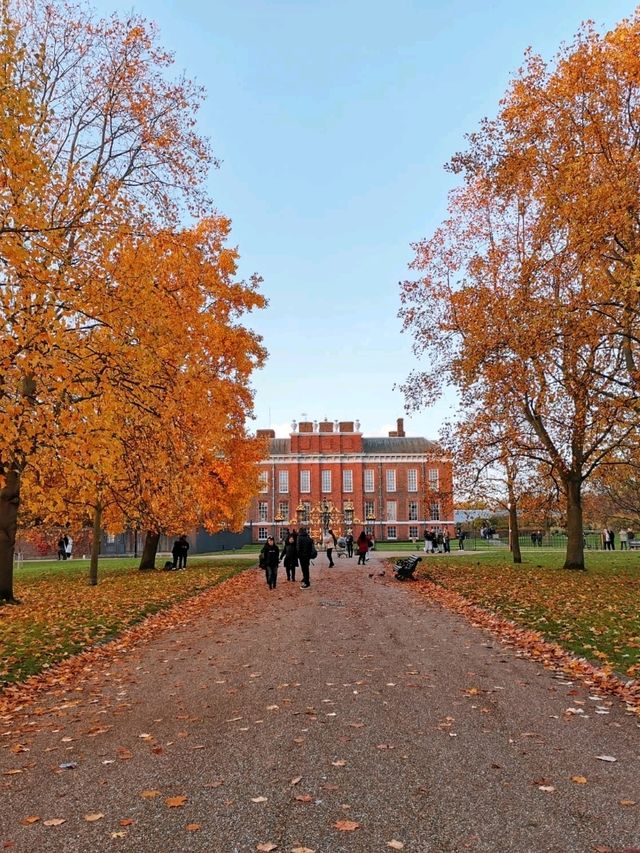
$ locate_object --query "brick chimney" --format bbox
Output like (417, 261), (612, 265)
(397, 417), (405, 437)
(256, 429), (275, 438)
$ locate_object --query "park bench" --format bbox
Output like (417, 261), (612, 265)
(394, 554), (422, 580)
(628, 539), (640, 549)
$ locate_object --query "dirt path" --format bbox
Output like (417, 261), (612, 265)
(1, 552), (638, 852)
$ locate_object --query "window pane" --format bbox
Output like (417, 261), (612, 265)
(279, 470), (289, 493)
(386, 470), (396, 492)
(300, 470), (310, 493)
(386, 501), (397, 521)
(364, 470), (374, 492)
(407, 469), (418, 492)
(321, 470), (331, 493)
(343, 469), (353, 492)
(259, 471), (268, 492)
(387, 525), (397, 540)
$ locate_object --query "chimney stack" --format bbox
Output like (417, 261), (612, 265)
(397, 417), (405, 437)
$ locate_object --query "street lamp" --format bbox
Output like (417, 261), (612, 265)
(343, 500), (354, 533)
(295, 502), (306, 528)
(274, 512), (284, 542)
(366, 512), (376, 543)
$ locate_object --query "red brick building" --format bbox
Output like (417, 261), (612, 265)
(247, 417), (453, 543)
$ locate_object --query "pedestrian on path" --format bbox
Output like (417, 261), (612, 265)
(324, 529), (337, 567)
(260, 536), (280, 589)
(346, 531), (354, 557)
(296, 528), (315, 588)
(57, 536), (66, 560)
(177, 535), (190, 569)
(280, 533), (298, 582)
(357, 530), (370, 565)
(64, 534), (73, 560)
(620, 527), (629, 550)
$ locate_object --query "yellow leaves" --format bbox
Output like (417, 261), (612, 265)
(140, 790), (161, 799)
(164, 795), (188, 808)
(84, 813), (105, 822)
(571, 775), (588, 784)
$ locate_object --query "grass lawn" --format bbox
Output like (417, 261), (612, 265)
(412, 550), (640, 677)
(0, 556), (255, 685)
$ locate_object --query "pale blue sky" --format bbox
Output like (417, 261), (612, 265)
(93, 0), (636, 439)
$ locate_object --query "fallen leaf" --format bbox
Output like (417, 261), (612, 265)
(84, 813), (105, 822)
(251, 796), (268, 803)
(334, 819), (360, 831)
(294, 794), (313, 802)
(291, 848), (315, 853)
(256, 844), (278, 852)
(538, 786), (555, 792)
(571, 776), (588, 784)
(165, 796), (188, 808)
(119, 819), (135, 827)
(596, 755), (617, 762)
(43, 818), (66, 826)
(387, 842), (405, 851)
(290, 776), (302, 786)
(332, 759), (347, 767)
(20, 816), (40, 826)
(186, 824), (201, 831)
(140, 790), (161, 799)
(111, 831), (127, 839)
(620, 799), (636, 806)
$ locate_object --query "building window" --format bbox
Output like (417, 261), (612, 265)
(259, 470), (268, 493)
(428, 468), (439, 490)
(321, 470), (331, 493)
(365, 525), (374, 537)
(409, 525), (419, 540)
(258, 527), (268, 541)
(407, 469), (418, 492)
(430, 502), (441, 520)
(279, 470), (289, 493)
(364, 500), (375, 520)
(278, 501), (289, 520)
(364, 469), (375, 492)
(300, 470), (310, 493)
(258, 501), (268, 522)
(386, 469), (396, 492)
(386, 501), (397, 521)
(387, 525), (397, 540)
(343, 469), (353, 493)
(408, 501), (418, 521)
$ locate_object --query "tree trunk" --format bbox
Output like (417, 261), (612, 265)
(139, 530), (159, 570)
(509, 502), (522, 564)
(88, 503), (102, 586)
(563, 475), (585, 570)
(0, 467), (20, 602)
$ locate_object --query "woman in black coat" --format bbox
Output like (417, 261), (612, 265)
(280, 534), (298, 582)
(260, 536), (280, 589)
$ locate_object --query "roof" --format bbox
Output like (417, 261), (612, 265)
(269, 438), (291, 454)
(362, 437), (439, 454)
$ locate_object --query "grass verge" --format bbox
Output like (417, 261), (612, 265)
(410, 550), (640, 677)
(1, 557), (255, 685)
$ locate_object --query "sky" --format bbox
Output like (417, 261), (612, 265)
(92, 0), (637, 439)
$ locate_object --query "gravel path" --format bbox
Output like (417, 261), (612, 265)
(1, 552), (638, 853)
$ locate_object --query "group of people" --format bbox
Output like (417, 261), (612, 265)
(56, 534), (73, 560)
(423, 528), (451, 554)
(259, 528), (374, 589)
(169, 535), (190, 569)
(530, 530), (544, 546)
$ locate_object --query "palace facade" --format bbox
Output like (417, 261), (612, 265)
(247, 417), (453, 543)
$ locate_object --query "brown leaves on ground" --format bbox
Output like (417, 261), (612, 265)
(165, 796), (188, 808)
(334, 819), (360, 831)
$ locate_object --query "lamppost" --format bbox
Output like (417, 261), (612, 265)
(366, 512), (376, 544)
(343, 500), (354, 533)
(295, 502), (306, 529)
(274, 512), (284, 543)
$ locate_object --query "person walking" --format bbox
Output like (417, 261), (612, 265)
(608, 528), (615, 551)
(177, 535), (190, 569)
(260, 535), (280, 589)
(280, 533), (298, 582)
(64, 534), (73, 560)
(619, 527), (629, 551)
(443, 530), (451, 553)
(296, 528), (314, 588)
(324, 529), (337, 567)
(57, 537), (66, 560)
(357, 530), (370, 565)
(346, 531), (354, 558)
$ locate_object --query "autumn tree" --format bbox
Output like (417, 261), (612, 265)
(0, 1), (265, 599)
(400, 166), (639, 570)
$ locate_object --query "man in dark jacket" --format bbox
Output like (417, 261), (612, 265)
(296, 528), (314, 588)
(260, 536), (280, 589)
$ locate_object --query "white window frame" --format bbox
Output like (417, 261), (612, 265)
(321, 470), (331, 493)
(278, 470), (289, 493)
(408, 501), (418, 521)
(409, 525), (419, 539)
(430, 501), (441, 521)
(386, 500), (397, 521)
(278, 500), (289, 519)
(258, 527), (269, 541)
(342, 469), (353, 493)
(300, 470), (310, 493)
(428, 468), (439, 490)
(259, 470), (269, 493)
(364, 500), (375, 519)
(364, 469), (375, 493)
(407, 469), (418, 492)
(258, 501), (268, 522)
(386, 525), (397, 540)
(386, 469), (396, 492)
